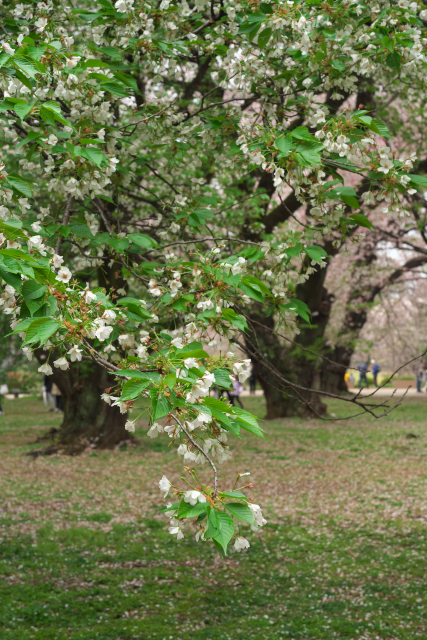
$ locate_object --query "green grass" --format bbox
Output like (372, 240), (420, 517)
(1, 395), (427, 639)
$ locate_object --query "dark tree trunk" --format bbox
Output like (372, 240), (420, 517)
(319, 245), (379, 395)
(37, 353), (130, 454)
(318, 307), (369, 395)
(246, 263), (335, 419)
(319, 344), (353, 394)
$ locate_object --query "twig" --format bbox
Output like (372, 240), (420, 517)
(172, 413), (219, 498)
(119, 98), (177, 133)
(143, 236), (259, 257)
(93, 198), (114, 236)
(144, 163), (179, 194)
(55, 195), (74, 254)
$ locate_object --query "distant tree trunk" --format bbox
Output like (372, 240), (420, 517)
(39, 255), (130, 453)
(318, 306), (369, 395)
(246, 263), (335, 419)
(319, 246), (379, 394)
(37, 354), (130, 454)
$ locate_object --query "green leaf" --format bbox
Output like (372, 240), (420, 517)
(40, 106), (56, 125)
(120, 378), (150, 401)
(171, 298), (187, 312)
(42, 100), (62, 114)
(209, 408), (238, 432)
(6, 175), (32, 198)
(202, 397), (233, 414)
(175, 341), (203, 355)
(0, 53), (11, 68)
(213, 368), (233, 389)
(305, 245), (328, 261)
(341, 195), (360, 209)
(232, 407), (266, 439)
(123, 303), (151, 320)
(10, 317), (35, 334)
(21, 280), (47, 300)
(0, 267), (21, 290)
(220, 491), (248, 500)
(280, 298), (311, 324)
(116, 370), (160, 382)
(69, 222), (93, 238)
(379, 35), (394, 52)
(114, 72), (142, 95)
(225, 503), (255, 525)
(212, 511), (235, 555)
(163, 373), (177, 389)
(102, 81), (128, 97)
(25, 297), (46, 317)
(356, 114), (372, 125)
(246, 10), (268, 23)
(368, 119), (392, 139)
(234, 417), (266, 439)
(82, 147), (108, 167)
(13, 100), (34, 120)
(286, 243), (302, 258)
(127, 233), (157, 248)
(274, 135), (294, 157)
(297, 140), (323, 165)
(0, 248), (36, 262)
(232, 407), (263, 431)
(331, 59), (346, 73)
(348, 213), (373, 229)
(290, 126), (315, 141)
(258, 27), (272, 50)
(221, 308), (248, 331)
(409, 174), (427, 187)
(240, 278), (270, 297)
(332, 185), (357, 197)
(386, 51), (401, 71)
(151, 392), (171, 421)
(46, 41), (62, 50)
(204, 507), (221, 539)
(26, 45), (47, 61)
(23, 318), (61, 346)
(239, 282), (264, 302)
(116, 296), (145, 306)
(175, 349), (209, 360)
(13, 57), (36, 79)
(177, 499), (208, 519)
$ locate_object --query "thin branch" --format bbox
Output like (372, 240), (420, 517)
(144, 163), (179, 194)
(172, 413), (219, 498)
(55, 195), (74, 254)
(119, 98), (177, 133)
(93, 198), (114, 236)
(143, 236), (259, 257)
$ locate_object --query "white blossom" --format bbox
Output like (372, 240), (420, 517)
(53, 357), (69, 371)
(159, 475), (171, 497)
(38, 363), (53, 376)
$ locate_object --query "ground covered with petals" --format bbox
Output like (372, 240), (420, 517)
(1, 396), (427, 639)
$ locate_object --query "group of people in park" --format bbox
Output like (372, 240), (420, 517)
(350, 359), (427, 392)
(355, 359), (382, 388)
(346, 359), (381, 389)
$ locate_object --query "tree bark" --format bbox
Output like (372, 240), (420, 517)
(36, 358), (130, 454)
(51, 360), (130, 452)
(36, 249), (132, 453)
(246, 266), (335, 419)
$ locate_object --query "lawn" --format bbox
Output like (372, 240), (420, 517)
(1, 394), (427, 639)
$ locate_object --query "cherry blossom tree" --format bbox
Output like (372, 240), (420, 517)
(0, 0), (426, 551)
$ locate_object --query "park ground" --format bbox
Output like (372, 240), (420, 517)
(1, 394), (427, 639)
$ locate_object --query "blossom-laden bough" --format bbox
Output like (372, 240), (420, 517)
(0, 0), (427, 552)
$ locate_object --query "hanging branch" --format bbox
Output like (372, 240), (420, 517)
(172, 413), (219, 498)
